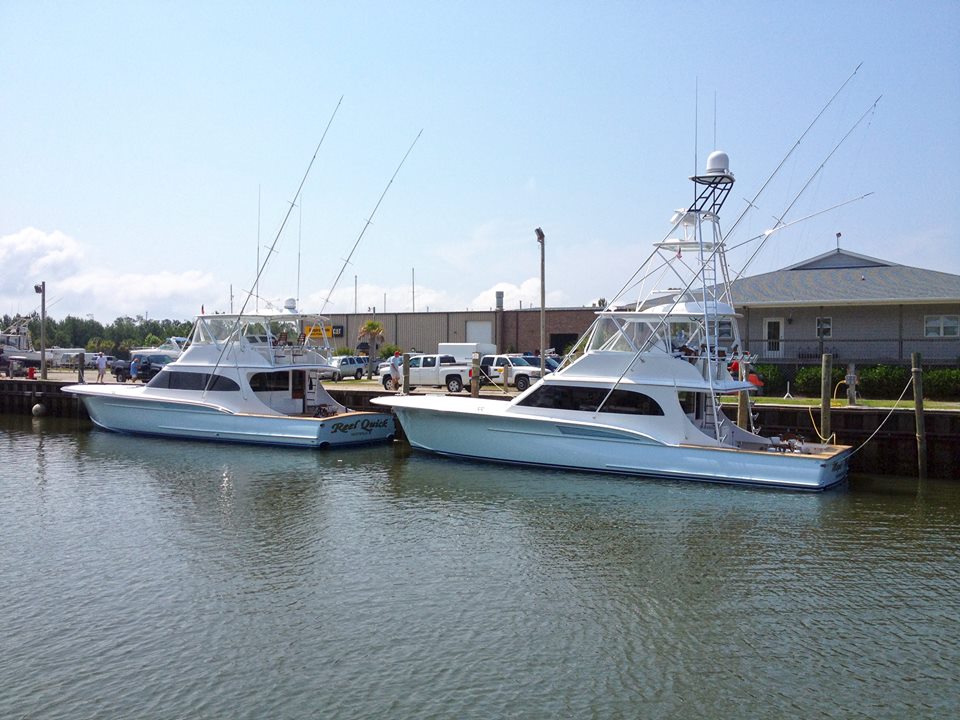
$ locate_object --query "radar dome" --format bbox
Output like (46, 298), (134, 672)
(705, 151), (731, 176)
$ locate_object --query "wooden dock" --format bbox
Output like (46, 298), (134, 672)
(1, 375), (956, 479)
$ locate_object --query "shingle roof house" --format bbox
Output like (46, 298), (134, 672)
(729, 249), (960, 364)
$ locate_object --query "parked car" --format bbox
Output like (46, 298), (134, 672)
(378, 354), (472, 393)
(478, 354), (544, 391)
(329, 355), (369, 381)
(112, 359), (132, 382)
(84, 354), (116, 369)
(136, 353), (172, 382)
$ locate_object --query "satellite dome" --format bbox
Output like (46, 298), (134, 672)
(705, 151), (731, 176)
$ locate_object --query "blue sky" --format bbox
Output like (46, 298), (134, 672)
(2, 1), (958, 322)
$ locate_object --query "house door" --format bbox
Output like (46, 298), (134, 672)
(764, 318), (783, 358)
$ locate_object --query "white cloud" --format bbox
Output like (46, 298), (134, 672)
(470, 278), (566, 311)
(0, 227), (217, 321)
(59, 269), (216, 319)
(0, 227), (84, 284)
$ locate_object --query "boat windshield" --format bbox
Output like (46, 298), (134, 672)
(193, 317), (241, 345)
(586, 316), (665, 353)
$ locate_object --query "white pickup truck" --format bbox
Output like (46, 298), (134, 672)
(379, 354), (472, 393)
(478, 354), (544, 391)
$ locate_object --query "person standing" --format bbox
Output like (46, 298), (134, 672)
(129, 356), (139, 383)
(96, 352), (108, 383)
(389, 350), (402, 391)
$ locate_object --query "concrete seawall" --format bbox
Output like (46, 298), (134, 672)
(2, 377), (956, 479)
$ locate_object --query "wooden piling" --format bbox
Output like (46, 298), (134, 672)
(846, 362), (857, 406)
(736, 358), (749, 429)
(820, 353), (832, 441)
(912, 352), (926, 480)
(470, 352), (480, 397)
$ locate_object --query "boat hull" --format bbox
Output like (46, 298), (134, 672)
(381, 399), (849, 491)
(73, 391), (395, 449)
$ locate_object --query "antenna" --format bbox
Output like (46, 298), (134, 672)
(694, 78), (699, 207)
(713, 91), (717, 148)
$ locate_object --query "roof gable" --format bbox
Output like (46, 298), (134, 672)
(731, 250), (960, 305)
(782, 248), (893, 271)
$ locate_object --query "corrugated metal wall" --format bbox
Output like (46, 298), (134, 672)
(325, 308), (597, 357)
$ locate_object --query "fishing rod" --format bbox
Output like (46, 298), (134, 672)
(236, 96), (342, 322)
(645, 97), (879, 354)
(592, 97), (880, 410)
(725, 192), (875, 256)
(732, 96), (881, 282)
(319, 129), (423, 314)
(201, 96), (343, 397)
(604, 64), (864, 313)
(723, 63), (863, 243)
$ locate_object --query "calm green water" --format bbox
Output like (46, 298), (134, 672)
(1, 414), (958, 719)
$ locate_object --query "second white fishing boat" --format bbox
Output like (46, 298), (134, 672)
(374, 152), (851, 490)
(66, 300), (396, 448)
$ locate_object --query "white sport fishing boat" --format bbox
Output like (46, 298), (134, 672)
(66, 299), (396, 448)
(374, 152), (852, 490)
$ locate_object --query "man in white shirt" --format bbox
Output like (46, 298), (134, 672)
(96, 352), (108, 383)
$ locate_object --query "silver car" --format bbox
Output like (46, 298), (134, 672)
(329, 355), (369, 381)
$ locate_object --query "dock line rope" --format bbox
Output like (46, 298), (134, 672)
(806, 405), (837, 444)
(846, 376), (915, 458)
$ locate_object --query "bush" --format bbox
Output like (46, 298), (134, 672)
(750, 363), (786, 396)
(857, 365), (911, 399)
(379, 344), (401, 359)
(791, 365), (846, 397)
(924, 368), (960, 400)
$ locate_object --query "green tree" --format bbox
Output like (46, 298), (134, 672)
(357, 320), (385, 378)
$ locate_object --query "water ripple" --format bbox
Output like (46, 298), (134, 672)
(0, 417), (957, 719)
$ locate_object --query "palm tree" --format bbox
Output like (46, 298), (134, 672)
(357, 320), (385, 378)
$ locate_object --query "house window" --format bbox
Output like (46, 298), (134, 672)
(925, 315), (959, 338)
(816, 317), (832, 339)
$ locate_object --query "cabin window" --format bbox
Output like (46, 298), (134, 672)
(422, 356), (436, 368)
(517, 385), (663, 415)
(925, 315), (959, 338)
(409, 356), (422, 369)
(249, 371), (290, 392)
(816, 317), (833, 339)
(147, 372), (239, 391)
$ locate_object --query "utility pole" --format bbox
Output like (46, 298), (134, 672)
(34, 281), (46, 379)
(535, 228), (546, 376)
